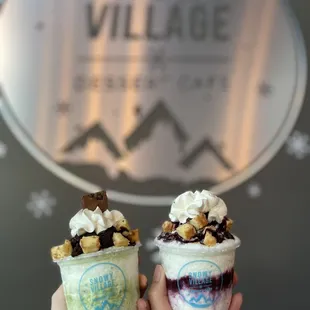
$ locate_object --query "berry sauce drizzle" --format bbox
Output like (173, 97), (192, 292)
(166, 268), (234, 295)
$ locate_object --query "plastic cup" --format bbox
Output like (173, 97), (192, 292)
(55, 245), (140, 310)
(155, 237), (240, 310)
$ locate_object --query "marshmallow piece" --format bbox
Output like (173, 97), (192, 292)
(113, 233), (130, 247)
(115, 219), (131, 231)
(122, 230), (130, 237)
(203, 232), (217, 247)
(176, 223), (196, 240)
(162, 221), (175, 233)
(128, 229), (140, 243)
(190, 213), (208, 230)
(51, 240), (72, 260)
(80, 236), (100, 254)
(226, 219), (233, 231)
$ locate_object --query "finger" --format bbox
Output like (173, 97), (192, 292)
(148, 265), (172, 310)
(233, 272), (238, 286)
(139, 274), (148, 297)
(229, 293), (243, 310)
(136, 299), (151, 310)
(51, 285), (67, 310)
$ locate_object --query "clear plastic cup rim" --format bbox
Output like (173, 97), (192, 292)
(54, 243), (141, 265)
(154, 236), (241, 256)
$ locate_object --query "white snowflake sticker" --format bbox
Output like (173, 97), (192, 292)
(145, 227), (162, 264)
(26, 190), (57, 219)
(286, 130), (310, 159)
(247, 182), (262, 199)
(0, 141), (8, 158)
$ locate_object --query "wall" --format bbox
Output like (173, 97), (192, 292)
(0, 0), (309, 309)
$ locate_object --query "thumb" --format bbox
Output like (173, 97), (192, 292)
(51, 285), (67, 310)
(148, 265), (172, 310)
(229, 293), (243, 310)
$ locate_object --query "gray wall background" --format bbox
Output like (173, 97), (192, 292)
(1, 0), (310, 309)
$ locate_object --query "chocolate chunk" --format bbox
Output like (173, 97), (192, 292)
(82, 190), (108, 212)
(72, 246), (83, 257)
(70, 235), (81, 247)
(99, 226), (117, 249)
(70, 235), (83, 257)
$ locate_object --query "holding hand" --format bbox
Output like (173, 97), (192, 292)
(51, 266), (242, 310)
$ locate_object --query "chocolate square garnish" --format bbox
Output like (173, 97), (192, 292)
(82, 190), (108, 212)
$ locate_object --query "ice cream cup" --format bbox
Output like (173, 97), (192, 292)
(155, 237), (240, 310)
(54, 244), (140, 310)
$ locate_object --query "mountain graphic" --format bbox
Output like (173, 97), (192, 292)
(62, 122), (122, 159)
(57, 100), (225, 194)
(58, 162), (217, 195)
(95, 300), (118, 310)
(180, 138), (233, 170)
(125, 100), (189, 151)
(189, 294), (211, 305)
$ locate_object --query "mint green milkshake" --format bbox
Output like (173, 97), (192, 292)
(51, 191), (141, 310)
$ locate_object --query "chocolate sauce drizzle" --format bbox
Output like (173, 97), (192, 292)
(158, 214), (234, 245)
(70, 226), (136, 257)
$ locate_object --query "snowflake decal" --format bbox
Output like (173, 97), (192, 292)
(247, 182), (262, 199)
(258, 81), (273, 98)
(286, 131), (310, 160)
(26, 190), (57, 219)
(145, 227), (162, 264)
(0, 141), (8, 158)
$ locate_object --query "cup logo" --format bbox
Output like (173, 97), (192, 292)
(79, 263), (126, 309)
(177, 260), (223, 308)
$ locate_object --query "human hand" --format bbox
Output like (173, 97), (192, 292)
(137, 265), (243, 310)
(51, 274), (148, 310)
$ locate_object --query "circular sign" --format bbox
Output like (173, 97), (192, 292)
(177, 260), (223, 308)
(0, 0), (6, 12)
(0, 0), (307, 205)
(79, 263), (126, 309)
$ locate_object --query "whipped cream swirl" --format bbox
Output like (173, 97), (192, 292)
(69, 207), (124, 237)
(169, 190), (227, 224)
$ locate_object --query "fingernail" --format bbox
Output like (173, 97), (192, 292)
(137, 299), (147, 309)
(153, 265), (162, 283)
